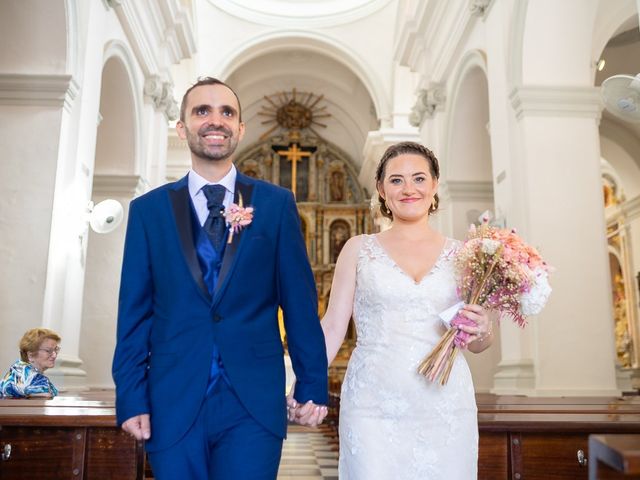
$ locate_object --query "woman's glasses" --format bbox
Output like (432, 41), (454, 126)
(38, 346), (61, 356)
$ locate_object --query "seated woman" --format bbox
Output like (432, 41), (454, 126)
(0, 328), (61, 398)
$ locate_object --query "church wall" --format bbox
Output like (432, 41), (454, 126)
(0, 105), (64, 368)
(0, 0), (194, 388)
(397, 0), (625, 395)
(0, 0), (71, 373)
(0, 0), (68, 74)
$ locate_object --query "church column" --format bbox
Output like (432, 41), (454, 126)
(80, 174), (140, 388)
(506, 86), (618, 396)
(0, 73), (79, 375)
(42, 13), (108, 390)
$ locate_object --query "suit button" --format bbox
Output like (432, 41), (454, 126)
(213, 314), (223, 323)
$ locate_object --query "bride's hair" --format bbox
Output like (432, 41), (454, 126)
(375, 141), (440, 220)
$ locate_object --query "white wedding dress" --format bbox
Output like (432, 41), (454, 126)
(339, 235), (478, 479)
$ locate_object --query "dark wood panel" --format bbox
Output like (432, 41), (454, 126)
(478, 432), (508, 479)
(85, 428), (143, 480)
(519, 433), (590, 479)
(0, 426), (86, 479)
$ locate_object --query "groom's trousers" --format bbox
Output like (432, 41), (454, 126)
(147, 380), (283, 479)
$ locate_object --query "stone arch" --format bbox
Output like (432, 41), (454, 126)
(216, 30), (390, 124)
(95, 41), (142, 175)
(592, 0), (639, 66)
(443, 50), (492, 183)
(80, 45), (141, 388)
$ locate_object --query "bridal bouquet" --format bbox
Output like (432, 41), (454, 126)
(417, 219), (552, 385)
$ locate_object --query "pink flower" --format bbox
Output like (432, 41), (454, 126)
(224, 203), (254, 243)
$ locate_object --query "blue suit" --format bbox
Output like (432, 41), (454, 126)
(112, 172), (328, 477)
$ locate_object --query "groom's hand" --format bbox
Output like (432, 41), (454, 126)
(291, 401), (328, 427)
(122, 413), (151, 440)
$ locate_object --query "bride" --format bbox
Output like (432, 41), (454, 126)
(314, 142), (492, 479)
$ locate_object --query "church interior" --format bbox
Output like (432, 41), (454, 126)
(2, 0), (640, 478)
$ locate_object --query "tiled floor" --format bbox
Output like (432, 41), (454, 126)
(277, 425), (339, 480)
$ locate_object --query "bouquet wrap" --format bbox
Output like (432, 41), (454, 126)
(417, 221), (552, 385)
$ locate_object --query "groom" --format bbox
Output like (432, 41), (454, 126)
(112, 77), (328, 479)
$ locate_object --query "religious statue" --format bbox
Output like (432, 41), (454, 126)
(330, 220), (350, 263)
(330, 170), (345, 202)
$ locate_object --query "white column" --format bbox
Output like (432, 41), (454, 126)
(506, 86), (619, 396)
(0, 73), (77, 373)
(42, 4), (108, 390)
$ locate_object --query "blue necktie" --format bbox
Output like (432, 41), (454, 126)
(202, 184), (227, 252)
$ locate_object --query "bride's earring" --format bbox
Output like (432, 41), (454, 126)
(381, 199), (391, 215)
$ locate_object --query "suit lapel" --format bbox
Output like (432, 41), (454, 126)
(213, 174), (255, 305)
(168, 176), (212, 303)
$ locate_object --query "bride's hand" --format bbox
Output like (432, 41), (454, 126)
(457, 304), (492, 345)
(286, 380), (298, 422)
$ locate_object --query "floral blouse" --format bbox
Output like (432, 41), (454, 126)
(0, 360), (58, 398)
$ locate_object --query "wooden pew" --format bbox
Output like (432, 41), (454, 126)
(0, 393), (144, 479)
(2, 392), (640, 479)
(588, 434), (640, 479)
(476, 394), (640, 479)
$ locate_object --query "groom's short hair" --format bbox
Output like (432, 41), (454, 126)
(179, 76), (242, 123)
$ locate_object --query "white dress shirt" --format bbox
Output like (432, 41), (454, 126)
(188, 165), (237, 226)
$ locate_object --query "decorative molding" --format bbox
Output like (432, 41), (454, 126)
(396, 0), (475, 81)
(144, 75), (179, 121)
(441, 180), (493, 201)
(92, 174), (141, 196)
(106, 0), (123, 8)
(469, 0), (494, 18)
(0, 73), (79, 111)
(509, 86), (602, 120)
(409, 84), (446, 126)
(111, 0), (196, 77)
(209, 0), (392, 28)
(610, 193), (640, 223)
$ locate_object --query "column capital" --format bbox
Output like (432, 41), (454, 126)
(509, 85), (602, 120)
(469, 0), (494, 18)
(409, 84), (446, 127)
(144, 75), (179, 121)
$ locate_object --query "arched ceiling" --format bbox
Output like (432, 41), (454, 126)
(227, 49), (379, 167)
(208, 0), (392, 27)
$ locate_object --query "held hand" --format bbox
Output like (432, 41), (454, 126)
(456, 304), (492, 346)
(122, 414), (151, 441)
(286, 380), (298, 422)
(292, 400), (328, 427)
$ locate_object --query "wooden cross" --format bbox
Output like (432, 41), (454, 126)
(276, 143), (311, 196)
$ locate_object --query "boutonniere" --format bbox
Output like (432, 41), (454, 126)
(224, 193), (254, 244)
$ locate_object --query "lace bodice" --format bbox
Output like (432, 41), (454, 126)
(339, 234), (478, 479)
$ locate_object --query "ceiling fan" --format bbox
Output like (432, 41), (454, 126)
(601, 73), (640, 123)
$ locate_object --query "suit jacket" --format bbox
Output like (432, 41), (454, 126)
(112, 172), (328, 452)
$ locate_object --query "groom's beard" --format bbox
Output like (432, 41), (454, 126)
(187, 125), (239, 162)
